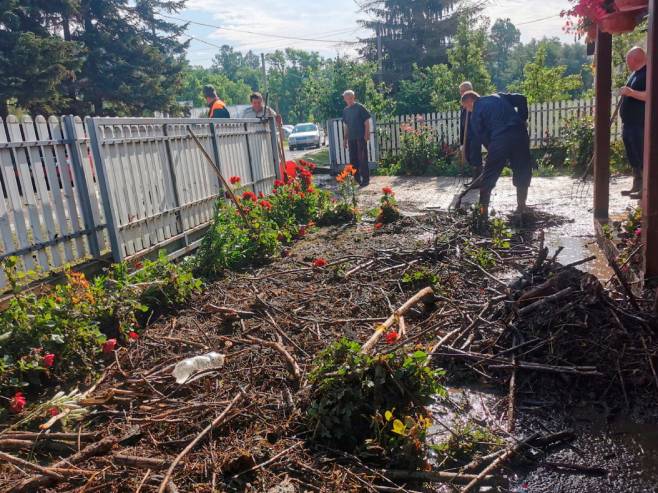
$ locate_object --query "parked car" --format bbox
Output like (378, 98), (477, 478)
(288, 123), (323, 151)
(282, 125), (295, 138)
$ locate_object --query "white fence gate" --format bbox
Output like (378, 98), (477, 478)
(0, 115), (280, 288)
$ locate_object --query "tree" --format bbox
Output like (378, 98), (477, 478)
(488, 18), (521, 90)
(211, 45), (262, 90)
(0, 1), (82, 117)
(509, 44), (582, 103)
(177, 66), (252, 107)
(396, 65), (436, 115)
(358, 0), (478, 87)
(431, 16), (494, 110)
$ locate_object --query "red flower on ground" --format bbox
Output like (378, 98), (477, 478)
(258, 191), (265, 199)
(229, 176), (241, 185)
(242, 191), (257, 202)
(43, 353), (55, 368)
(312, 258), (328, 268)
(102, 338), (117, 354)
(49, 407), (59, 417)
(274, 179), (284, 188)
(259, 200), (272, 210)
(374, 223), (383, 231)
(382, 187), (394, 196)
(128, 331), (139, 341)
(385, 331), (399, 344)
(9, 392), (26, 414)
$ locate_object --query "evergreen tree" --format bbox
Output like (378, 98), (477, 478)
(0, 1), (82, 117)
(358, 0), (478, 88)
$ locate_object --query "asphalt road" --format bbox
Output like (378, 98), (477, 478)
(285, 144), (326, 161)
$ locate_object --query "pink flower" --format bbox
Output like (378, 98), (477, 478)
(385, 331), (399, 344)
(128, 331), (139, 341)
(312, 258), (328, 268)
(102, 338), (117, 354)
(9, 392), (27, 414)
(635, 228), (642, 237)
(43, 353), (55, 368)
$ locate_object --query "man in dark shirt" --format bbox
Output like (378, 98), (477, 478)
(619, 47), (647, 198)
(461, 91), (532, 216)
(203, 85), (230, 119)
(459, 81), (483, 180)
(342, 90), (371, 186)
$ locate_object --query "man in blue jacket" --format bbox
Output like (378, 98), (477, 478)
(461, 91), (532, 216)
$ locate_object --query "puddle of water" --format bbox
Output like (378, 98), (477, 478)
(544, 232), (613, 279)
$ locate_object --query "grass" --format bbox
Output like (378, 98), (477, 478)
(302, 147), (330, 167)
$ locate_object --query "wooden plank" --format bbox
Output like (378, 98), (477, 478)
(6, 116), (49, 269)
(642, 0), (658, 279)
(0, 119), (17, 267)
(140, 124), (166, 244)
(130, 124), (156, 248)
(593, 29), (613, 220)
(22, 116), (62, 267)
(105, 124), (135, 257)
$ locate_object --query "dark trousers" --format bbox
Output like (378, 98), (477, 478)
(348, 139), (369, 183)
(481, 127), (532, 201)
(622, 124), (644, 172)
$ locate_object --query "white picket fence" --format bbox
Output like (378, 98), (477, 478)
(372, 97), (622, 158)
(326, 117), (378, 173)
(0, 115), (280, 288)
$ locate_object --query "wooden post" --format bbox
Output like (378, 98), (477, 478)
(643, 0), (658, 280)
(593, 29), (613, 220)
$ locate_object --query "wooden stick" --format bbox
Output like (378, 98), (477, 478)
(518, 287), (575, 317)
(381, 469), (492, 484)
(113, 454), (169, 470)
(244, 336), (302, 383)
(0, 432), (98, 441)
(157, 391), (244, 493)
(507, 356), (517, 433)
(186, 126), (254, 233)
(0, 451), (64, 480)
(361, 287), (435, 354)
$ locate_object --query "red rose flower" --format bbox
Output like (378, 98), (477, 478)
(230, 176), (241, 185)
(382, 187), (394, 196)
(312, 258), (328, 268)
(385, 331), (399, 344)
(102, 338), (117, 354)
(49, 407), (59, 417)
(374, 223), (383, 230)
(242, 191), (257, 202)
(259, 200), (272, 210)
(128, 331), (139, 341)
(9, 392), (27, 414)
(258, 191), (265, 199)
(43, 353), (55, 368)
(274, 179), (284, 188)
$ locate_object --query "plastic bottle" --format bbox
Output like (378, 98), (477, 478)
(172, 352), (225, 384)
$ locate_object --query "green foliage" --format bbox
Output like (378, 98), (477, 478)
(401, 268), (439, 289)
(211, 45), (262, 90)
(467, 245), (495, 269)
(431, 421), (504, 468)
(178, 67), (252, 108)
(488, 18), (521, 90)
(561, 115), (594, 175)
(490, 218), (511, 250)
(307, 338), (445, 467)
(509, 44), (582, 104)
(318, 164), (360, 226)
(376, 188), (401, 224)
(0, 252), (200, 401)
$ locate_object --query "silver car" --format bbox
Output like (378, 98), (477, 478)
(288, 123), (323, 151)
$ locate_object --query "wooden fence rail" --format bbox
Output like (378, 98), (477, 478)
(0, 115), (280, 289)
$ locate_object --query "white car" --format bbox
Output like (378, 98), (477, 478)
(288, 123), (323, 151)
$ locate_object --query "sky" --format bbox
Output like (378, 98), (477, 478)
(176, 0), (577, 67)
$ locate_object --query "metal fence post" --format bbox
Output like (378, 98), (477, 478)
(243, 122), (257, 191)
(208, 121), (224, 191)
(86, 117), (124, 262)
(268, 117), (282, 180)
(62, 115), (101, 259)
(162, 123), (186, 242)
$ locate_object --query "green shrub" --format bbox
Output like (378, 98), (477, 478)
(562, 116), (594, 175)
(307, 338), (445, 468)
(401, 267), (439, 289)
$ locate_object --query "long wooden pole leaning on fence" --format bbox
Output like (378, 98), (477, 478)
(186, 126), (255, 233)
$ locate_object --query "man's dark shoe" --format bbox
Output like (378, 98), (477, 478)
(359, 180), (370, 188)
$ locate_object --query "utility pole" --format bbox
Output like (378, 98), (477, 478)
(261, 53), (268, 93)
(376, 25), (383, 85)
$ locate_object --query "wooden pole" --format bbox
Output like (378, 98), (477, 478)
(593, 29), (613, 220)
(643, 0), (658, 280)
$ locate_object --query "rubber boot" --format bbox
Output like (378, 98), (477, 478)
(622, 170), (642, 196)
(516, 187), (529, 214)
